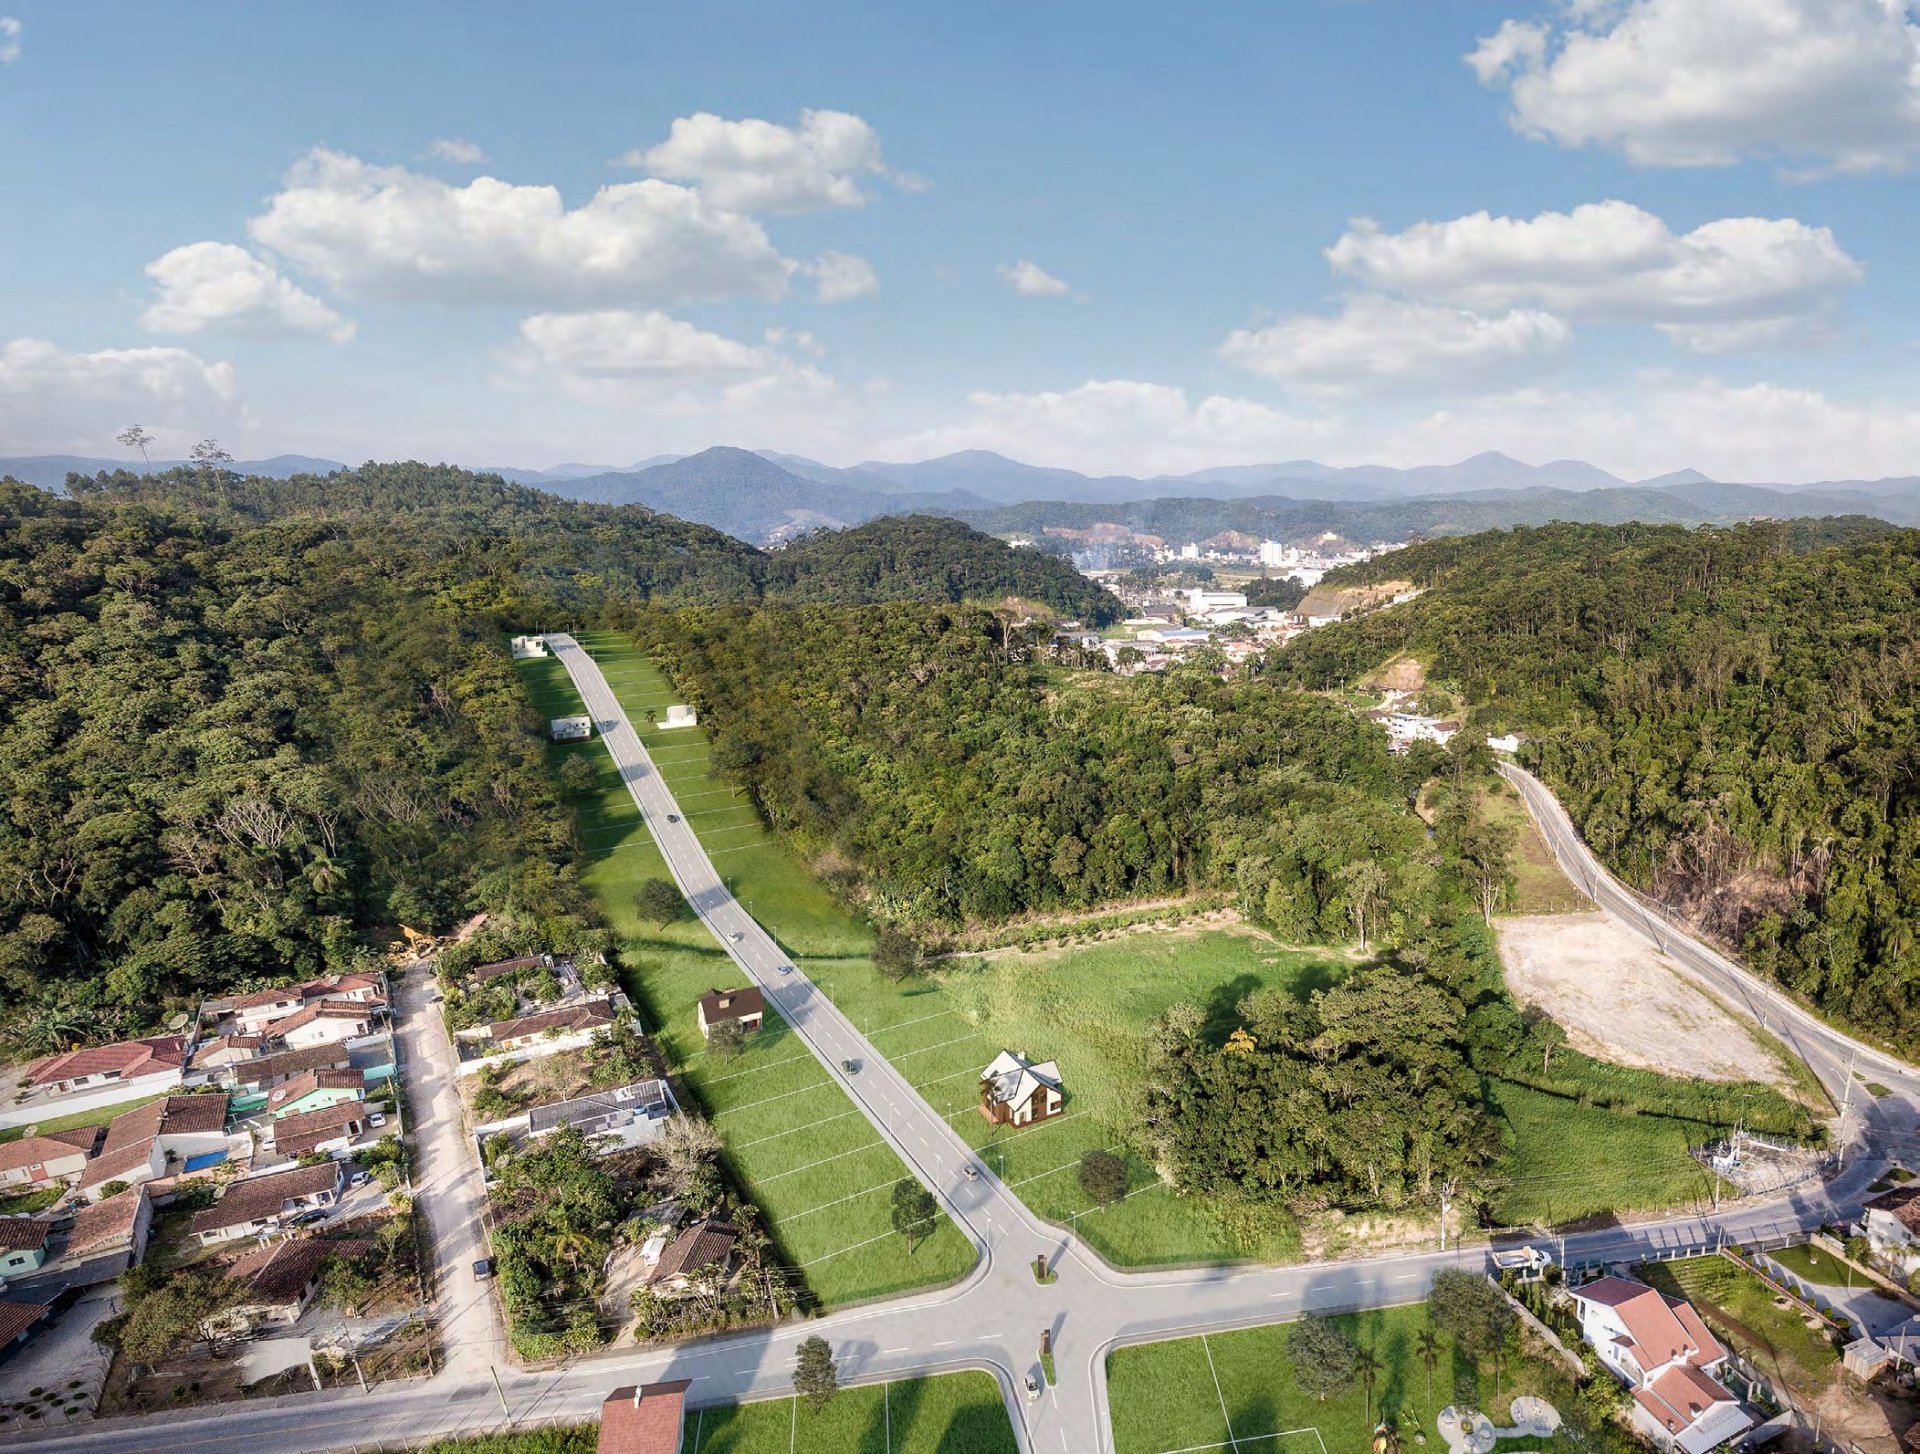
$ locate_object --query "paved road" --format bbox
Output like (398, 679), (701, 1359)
(23, 676), (1919, 1454)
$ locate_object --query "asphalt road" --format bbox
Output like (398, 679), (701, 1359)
(22, 673), (1916, 1454)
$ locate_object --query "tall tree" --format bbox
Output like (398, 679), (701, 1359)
(890, 1177), (940, 1256)
(793, 1334), (839, 1411)
(116, 424), (154, 464)
(1286, 1314), (1359, 1401)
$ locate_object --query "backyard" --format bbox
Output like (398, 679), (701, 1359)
(1105, 1301), (1602, 1454)
(1640, 1255), (1841, 1399)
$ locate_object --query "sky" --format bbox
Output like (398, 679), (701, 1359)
(5, 0), (1920, 481)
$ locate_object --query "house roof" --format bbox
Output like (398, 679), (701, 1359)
(647, 1219), (737, 1285)
(598, 1380), (690, 1454)
(1571, 1276), (1719, 1370)
(262, 1002), (373, 1038)
(526, 1080), (670, 1137)
(237, 1043), (353, 1087)
(0, 1218), (51, 1253)
(224, 1233), (373, 1305)
(981, 1049), (1063, 1109)
(190, 1034), (264, 1066)
(67, 1186), (148, 1256)
(697, 987), (764, 1024)
(0, 1300), (48, 1345)
(1868, 1186), (1920, 1232)
(472, 955), (544, 982)
(0, 1127), (101, 1174)
(488, 998), (615, 1043)
(266, 1069), (365, 1112)
(191, 1162), (343, 1235)
(101, 1094), (228, 1155)
(272, 1100), (369, 1157)
(75, 1139), (162, 1195)
(231, 985), (307, 1013)
(1633, 1363), (1738, 1435)
(26, 1035), (186, 1087)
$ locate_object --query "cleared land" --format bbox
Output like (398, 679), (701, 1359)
(516, 636), (974, 1308)
(1483, 783), (1588, 916)
(1496, 912), (1793, 1089)
(1107, 1302), (1588, 1454)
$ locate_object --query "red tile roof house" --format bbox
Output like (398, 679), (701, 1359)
(190, 1161), (346, 1246)
(645, 1219), (737, 1295)
(269, 1100), (371, 1159)
(229, 973), (385, 1036)
(597, 1379), (691, 1454)
(483, 998), (618, 1052)
(206, 1232), (375, 1337)
(59, 1185), (154, 1278)
(0, 1217), (53, 1279)
(0, 1127), (101, 1190)
(261, 1001), (379, 1050)
(75, 1093), (233, 1201)
(1571, 1275), (1753, 1454)
(0, 1299), (51, 1358)
(225, 1043), (353, 1093)
(24, 1035), (187, 1095)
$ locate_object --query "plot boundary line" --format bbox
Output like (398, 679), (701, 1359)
(1201, 1331), (1238, 1451)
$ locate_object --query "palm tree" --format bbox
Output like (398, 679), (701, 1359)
(1356, 1346), (1383, 1426)
(1416, 1327), (1441, 1409)
(548, 1226), (596, 1272)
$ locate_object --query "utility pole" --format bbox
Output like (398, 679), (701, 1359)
(1438, 1183), (1452, 1252)
(491, 1364), (512, 1426)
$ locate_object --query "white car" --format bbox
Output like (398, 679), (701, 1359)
(368, 1112), (387, 1128)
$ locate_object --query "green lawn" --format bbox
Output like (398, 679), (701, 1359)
(404, 1430), (595, 1454)
(517, 636), (974, 1308)
(0, 1092), (168, 1145)
(1642, 1256), (1840, 1397)
(1107, 1302), (1589, 1454)
(685, 1372), (1015, 1453)
(1762, 1243), (1854, 1287)
(1486, 1082), (1723, 1227)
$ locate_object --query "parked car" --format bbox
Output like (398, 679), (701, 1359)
(368, 1112), (387, 1128)
(473, 1257), (495, 1280)
(289, 1209), (329, 1227)
(348, 1171), (371, 1187)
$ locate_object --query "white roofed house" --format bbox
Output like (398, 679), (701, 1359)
(978, 1050), (1064, 1127)
(261, 1000), (378, 1049)
(550, 715), (593, 742)
(1570, 1275), (1753, 1454)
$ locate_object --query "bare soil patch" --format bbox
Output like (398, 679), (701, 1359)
(1496, 912), (1793, 1088)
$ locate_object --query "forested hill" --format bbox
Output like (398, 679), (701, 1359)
(1270, 519), (1920, 1044)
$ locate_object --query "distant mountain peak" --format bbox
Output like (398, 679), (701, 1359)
(1638, 467), (1715, 488)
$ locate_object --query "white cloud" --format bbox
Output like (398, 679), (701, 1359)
(515, 310), (779, 378)
(620, 108), (894, 213)
(0, 338), (238, 453)
(426, 137), (488, 165)
(140, 242), (355, 344)
(0, 17), (20, 64)
(247, 149), (792, 307)
(1219, 295), (1572, 396)
(1469, 0), (1920, 172)
(1326, 202), (1860, 351)
(764, 326), (825, 356)
(998, 260), (1071, 297)
(874, 379), (1339, 476)
(805, 251), (878, 303)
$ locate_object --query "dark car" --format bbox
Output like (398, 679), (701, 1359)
(666, 813), (679, 822)
(289, 1208), (329, 1227)
(473, 1257), (495, 1280)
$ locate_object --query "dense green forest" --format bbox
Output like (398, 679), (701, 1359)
(0, 466), (1108, 1039)
(1270, 519), (1920, 1045)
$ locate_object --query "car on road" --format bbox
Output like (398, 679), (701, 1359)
(732, 931), (744, 942)
(962, 1163), (980, 1181)
(290, 1209), (329, 1227)
(473, 1257), (495, 1279)
(667, 812), (679, 822)
(776, 963), (793, 975)
(841, 1058), (860, 1075)
(1024, 1375), (1041, 1402)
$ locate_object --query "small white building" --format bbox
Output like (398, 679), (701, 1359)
(661, 704), (698, 729)
(1185, 588), (1247, 614)
(550, 716), (593, 742)
(510, 635), (549, 659)
(1865, 1187), (1920, 1273)
(1487, 733), (1522, 754)
(1570, 1275), (1752, 1454)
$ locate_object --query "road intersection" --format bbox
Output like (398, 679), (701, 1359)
(20, 655), (1917, 1454)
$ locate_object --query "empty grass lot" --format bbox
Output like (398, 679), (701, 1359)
(1107, 1302), (1586, 1454)
(0, 1091), (169, 1144)
(516, 635), (974, 1308)
(684, 1372), (1016, 1453)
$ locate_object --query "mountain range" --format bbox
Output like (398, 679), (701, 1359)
(10, 445), (1920, 544)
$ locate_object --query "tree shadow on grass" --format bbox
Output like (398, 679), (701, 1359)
(1199, 973), (1265, 1044)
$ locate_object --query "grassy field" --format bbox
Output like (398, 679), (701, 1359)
(516, 636), (974, 1308)
(0, 1091), (168, 1145)
(1761, 1243), (1855, 1286)
(1486, 1081), (1723, 1227)
(1483, 783), (1589, 916)
(685, 1372), (1015, 1453)
(1643, 1256), (1840, 1397)
(1107, 1302), (1588, 1454)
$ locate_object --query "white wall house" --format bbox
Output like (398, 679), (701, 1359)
(1865, 1188), (1920, 1273)
(662, 704), (698, 728)
(1571, 1276), (1752, 1454)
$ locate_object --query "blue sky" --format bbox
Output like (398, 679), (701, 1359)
(4, 0), (1920, 480)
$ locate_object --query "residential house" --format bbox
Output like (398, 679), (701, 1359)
(526, 1080), (675, 1148)
(470, 954), (546, 986)
(25, 1035), (187, 1096)
(0, 1219), (51, 1280)
(100, 1093), (230, 1164)
(191, 1161), (345, 1246)
(661, 705), (697, 729)
(1570, 1274), (1753, 1454)
(229, 986), (307, 1036)
(696, 987), (763, 1040)
(597, 1379), (691, 1454)
(227, 1044), (353, 1094)
(189, 1035), (265, 1071)
(60, 1185), (153, 1277)
(228, 974), (384, 1036)
(510, 635), (548, 658)
(270, 1101), (372, 1159)
(483, 997), (617, 1052)
(646, 1219), (737, 1295)
(1865, 1187), (1920, 1273)
(208, 1233), (373, 1336)
(266, 1068), (366, 1118)
(262, 1001), (379, 1050)
(979, 1050), (1064, 1127)
(550, 715), (593, 742)
(0, 1300), (49, 1360)
(0, 1128), (101, 1190)
(75, 1139), (167, 1201)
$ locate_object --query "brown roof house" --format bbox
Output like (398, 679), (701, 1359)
(0, 1127), (101, 1190)
(191, 1162), (345, 1246)
(1867, 1187), (1920, 1274)
(59, 1185), (154, 1280)
(0, 1300), (50, 1358)
(206, 1233), (374, 1337)
(0, 1218), (52, 1281)
(483, 998), (617, 1051)
(696, 987), (763, 1040)
(74, 1093), (233, 1200)
(979, 1050), (1064, 1127)
(231, 1044), (354, 1093)
(262, 1001), (380, 1051)
(26, 1035), (187, 1094)
(1571, 1275), (1752, 1454)
(270, 1101), (371, 1159)
(645, 1219), (737, 1295)
(597, 1379), (690, 1454)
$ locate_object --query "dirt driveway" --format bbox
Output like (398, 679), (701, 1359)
(1496, 912), (1794, 1088)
